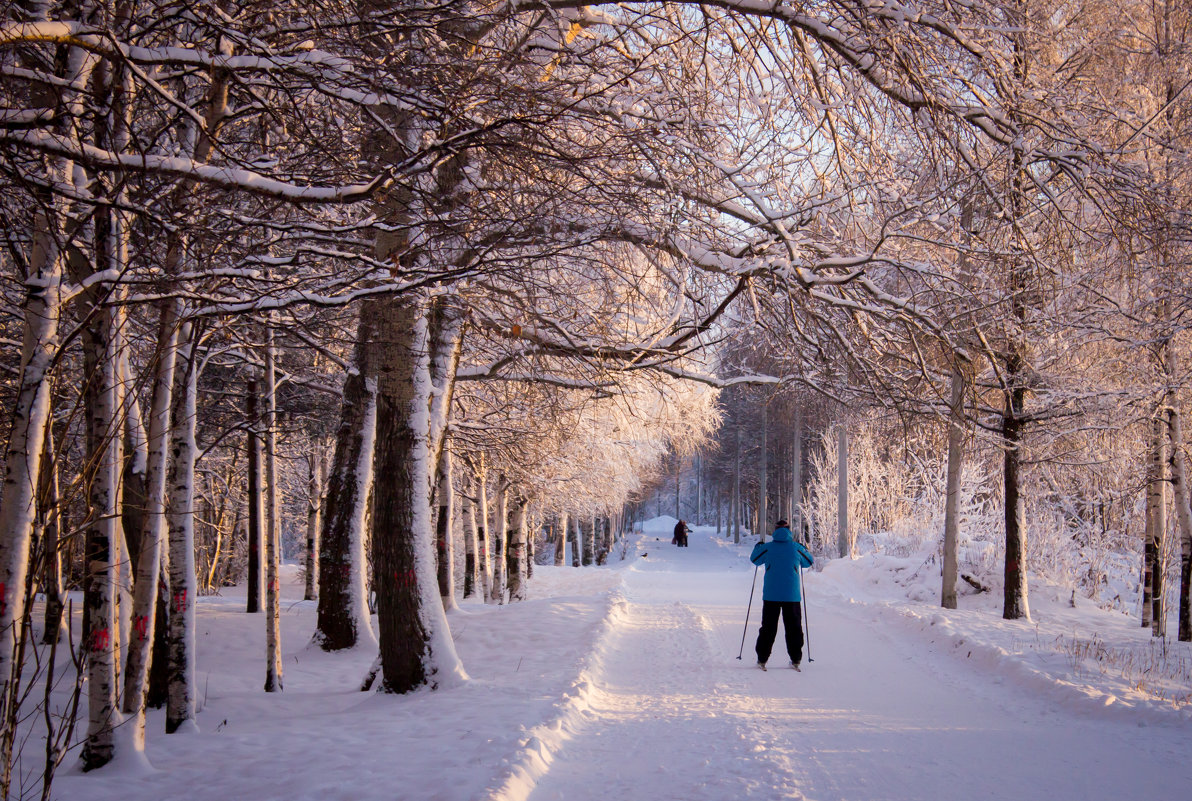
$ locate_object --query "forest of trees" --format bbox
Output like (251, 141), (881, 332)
(0, 0), (1188, 796)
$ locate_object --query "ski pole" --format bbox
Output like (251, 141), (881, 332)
(800, 564), (813, 663)
(736, 564), (760, 660)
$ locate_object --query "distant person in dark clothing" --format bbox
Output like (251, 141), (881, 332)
(672, 519), (690, 547)
(750, 520), (813, 670)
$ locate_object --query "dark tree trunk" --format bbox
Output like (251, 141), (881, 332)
(315, 309), (377, 650)
(1151, 416), (1167, 636)
(435, 441), (455, 609)
(582, 517), (595, 566)
(372, 294), (463, 692)
(570, 516), (580, 568)
(245, 378), (263, 615)
(146, 587), (170, 708)
(1180, 542), (1191, 641)
(463, 495), (477, 599)
(1002, 386), (1030, 620)
(39, 416), (64, 645)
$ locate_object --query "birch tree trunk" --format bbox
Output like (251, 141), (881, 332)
(674, 460), (680, 520)
(570, 515), (580, 568)
(476, 460), (493, 600)
(123, 300), (179, 727)
(264, 332), (283, 691)
(941, 363), (966, 610)
(0, 157), (69, 797)
(1164, 397), (1192, 642)
(527, 504), (536, 578)
(488, 481), (508, 603)
(759, 403), (768, 540)
(39, 413), (64, 646)
(371, 294), (465, 692)
(121, 356), (148, 584)
(506, 495), (528, 602)
(1155, 416), (1169, 637)
(315, 308), (378, 650)
(462, 493), (478, 598)
(166, 324), (200, 734)
(1000, 2), (1033, 623)
(1002, 386), (1031, 621)
(435, 438), (457, 611)
(1144, 414), (1168, 635)
(80, 304), (125, 771)
(732, 428), (741, 544)
(245, 376), (264, 615)
(582, 516), (595, 566)
(837, 425), (849, 559)
(304, 437), (325, 601)
(793, 411), (803, 539)
(554, 512), (567, 566)
(1142, 415), (1158, 630)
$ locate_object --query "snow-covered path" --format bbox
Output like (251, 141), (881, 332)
(517, 528), (1191, 801)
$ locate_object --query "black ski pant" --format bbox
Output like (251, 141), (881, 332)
(754, 600), (803, 665)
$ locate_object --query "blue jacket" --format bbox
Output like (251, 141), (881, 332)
(750, 527), (813, 602)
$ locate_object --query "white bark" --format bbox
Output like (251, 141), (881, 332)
(476, 461), (493, 601)
(462, 493), (479, 598)
(793, 410), (803, 537)
(81, 305), (125, 771)
(570, 514), (581, 568)
(555, 512), (567, 566)
(264, 334), (283, 691)
(488, 481), (508, 604)
(435, 439), (457, 611)
(304, 437), (324, 601)
(0, 187), (67, 786)
(166, 325), (199, 734)
(837, 425), (849, 559)
(348, 382), (378, 646)
(122, 300), (179, 734)
(507, 496), (528, 602)
(759, 403), (768, 541)
(941, 364), (965, 610)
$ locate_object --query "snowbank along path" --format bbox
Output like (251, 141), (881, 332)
(496, 521), (1192, 801)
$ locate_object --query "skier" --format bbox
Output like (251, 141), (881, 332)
(672, 519), (690, 547)
(750, 519), (813, 670)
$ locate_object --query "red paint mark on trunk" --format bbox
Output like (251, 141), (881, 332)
(89, 627), (110, 653)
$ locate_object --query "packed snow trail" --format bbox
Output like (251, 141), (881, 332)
(513, 524), (1191, 801)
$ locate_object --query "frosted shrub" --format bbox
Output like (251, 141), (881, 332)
(804, 422), (922, 557)
(805, 423), (1003, 577)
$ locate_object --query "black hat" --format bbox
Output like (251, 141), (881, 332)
(776, 519), (789, 528)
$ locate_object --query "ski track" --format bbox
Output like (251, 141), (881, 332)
(515, 533), (1192, 801)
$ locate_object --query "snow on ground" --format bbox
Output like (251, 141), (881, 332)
(50, 518), (1192, 801)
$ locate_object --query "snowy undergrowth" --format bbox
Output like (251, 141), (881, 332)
(802, 423), (1164, 621)
(819, 550), (1192, 724)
